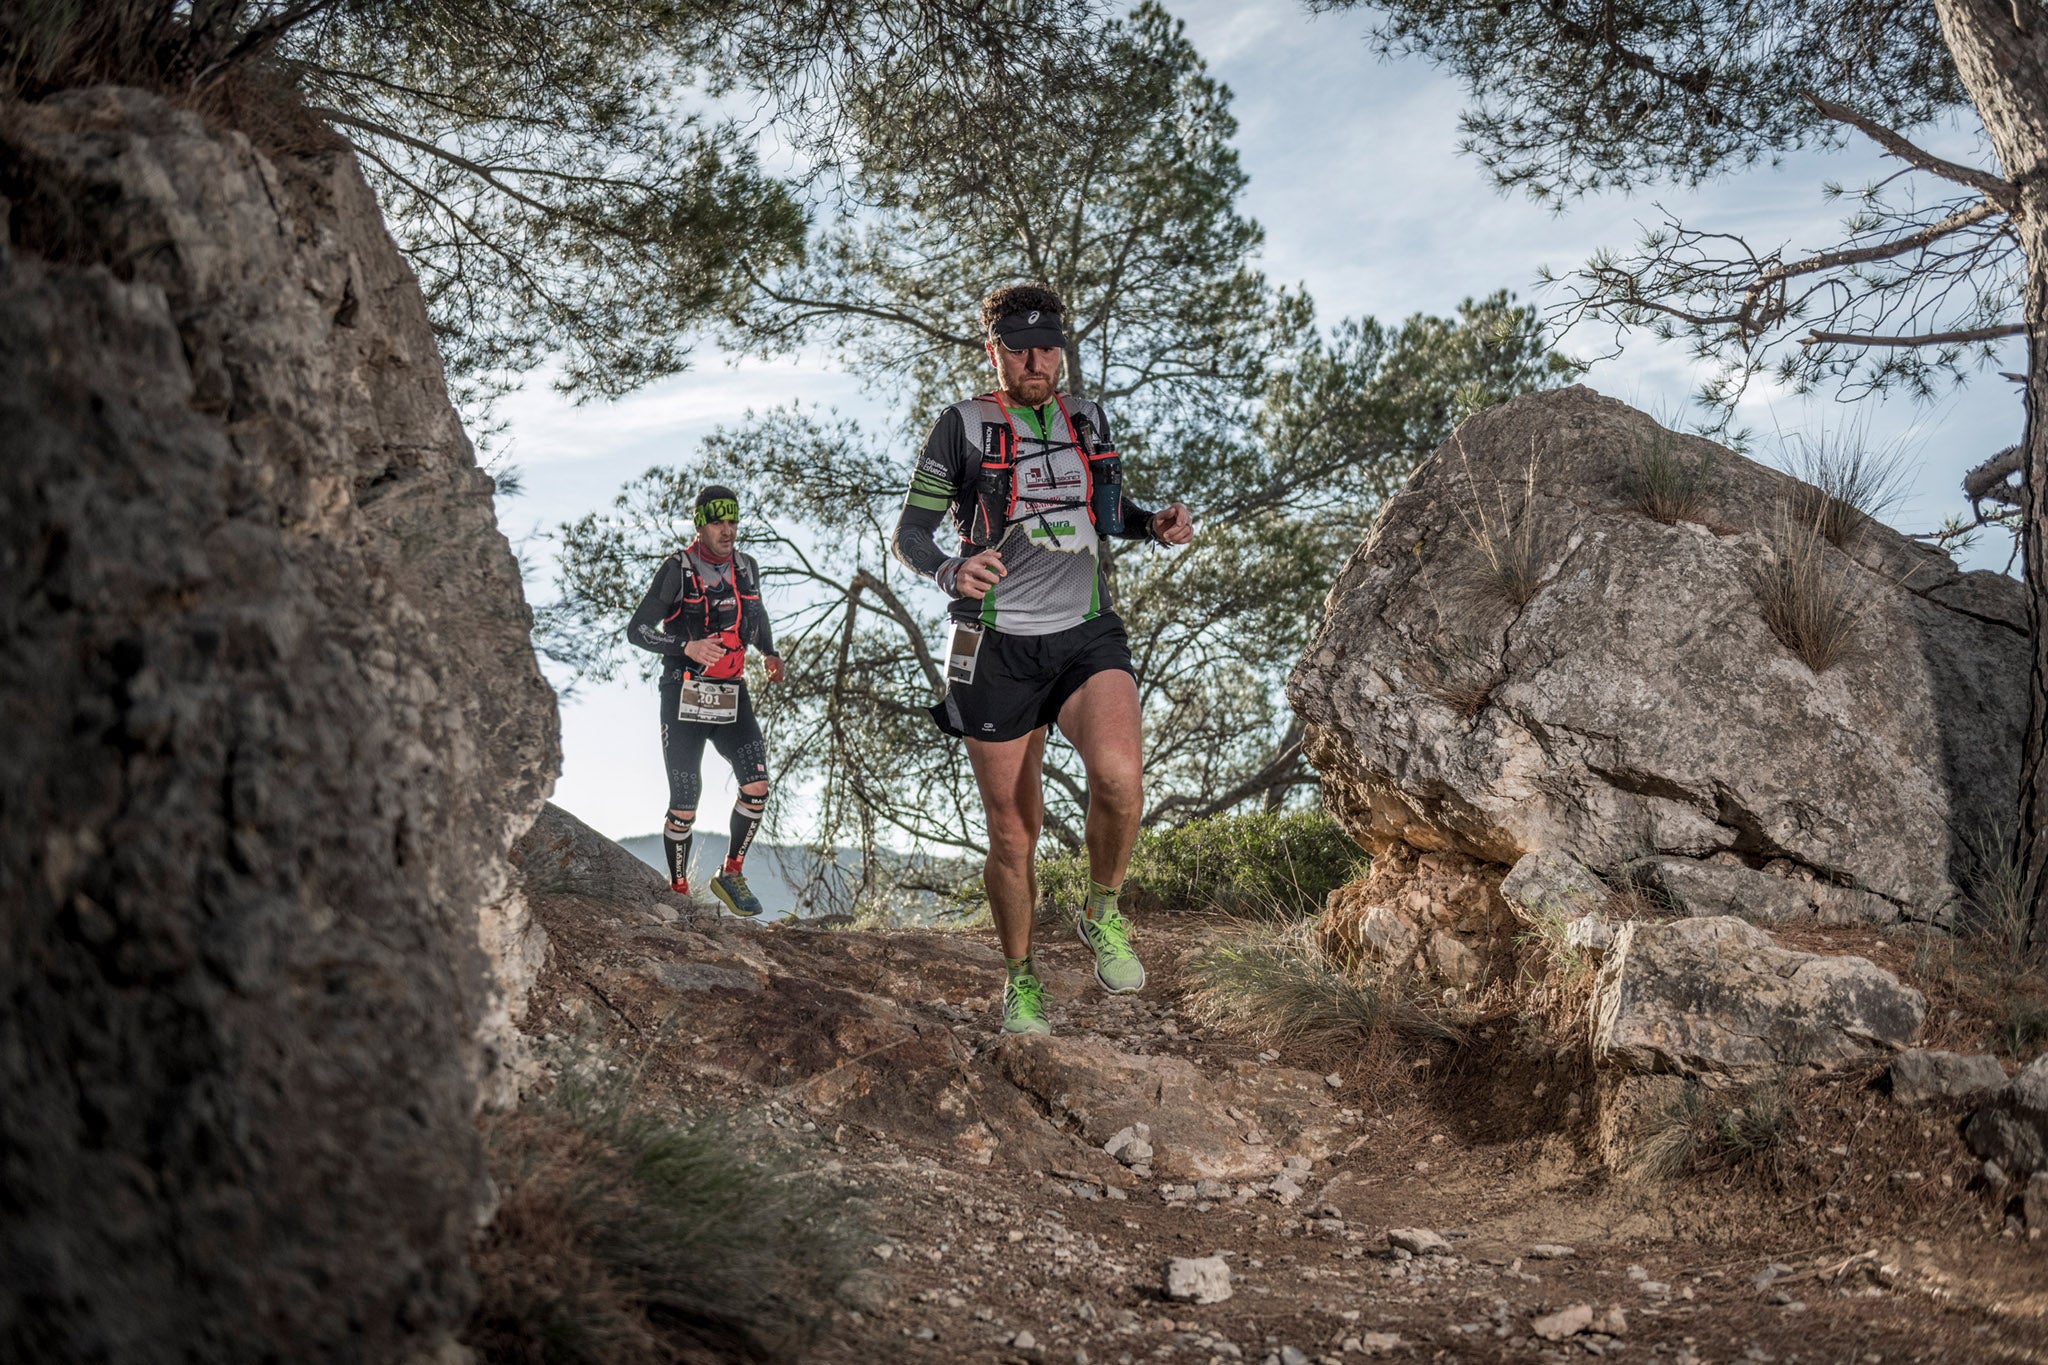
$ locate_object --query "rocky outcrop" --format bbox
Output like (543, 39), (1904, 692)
(0, 87), (557, 1362)
(997, 1035), (1349, 1180)
(1290, 386), (2026, 932)
(1589, 918), (1926, 1078)
(1887, 1049), (2008, 1106)
(1963, 1055), (2048, 1179)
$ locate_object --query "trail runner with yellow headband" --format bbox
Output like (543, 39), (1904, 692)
(891, 284), (1194, 1035)
(627, 484), (786, 917)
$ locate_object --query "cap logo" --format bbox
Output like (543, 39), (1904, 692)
(1028, 310), (1041, 324)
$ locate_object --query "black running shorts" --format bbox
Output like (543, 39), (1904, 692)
(930, 613), (1134, 743)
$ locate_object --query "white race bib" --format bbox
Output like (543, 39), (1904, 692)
(675, 678), (741, 724)
(946, 620), (985, 686)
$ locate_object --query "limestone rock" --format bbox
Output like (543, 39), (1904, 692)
(1501, 851), (1608, 922)
(1963, 1055), (2048, 1179)
(2026, 1173), (2048, 1235)
(1319, 844), (1516, 986)
(1590, 918), (1925, 1077)
(0, 88), (557, 1361)
(1290, 386), (2025, 927)
(1387, 1227), (1451, 1256)
(1163, 1256), (1233, 1304)
(1626, 856), (1900, 926)
(1888, 1050), (2008, 1106)
(1531, 1304), (1594, 1341)
(998, 1035), (1346, 1179)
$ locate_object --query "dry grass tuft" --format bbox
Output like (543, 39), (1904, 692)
(1181, 920), (1458, 1064)
(1414, 636), (1508, 720)
(1445, 440), (1555, 610)
(1623, 430), (1714, 525)
(1628, 1075), (1796, 1182)
(467, 1071), (862, 1364)
(1778, 424), (1913, 549)
(1750, 503), (1873, 673)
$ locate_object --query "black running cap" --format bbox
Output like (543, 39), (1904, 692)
(990, 308), (1067, 351)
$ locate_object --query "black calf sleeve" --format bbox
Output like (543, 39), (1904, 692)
(726, 790), (766, 870)
(663, 811), (696, 885)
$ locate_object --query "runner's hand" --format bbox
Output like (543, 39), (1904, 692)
(1151, 502), (1194, 545)
(954, 549), (1006, 597)
(763, 655), (786, 684)
(683, 638), (726, 667)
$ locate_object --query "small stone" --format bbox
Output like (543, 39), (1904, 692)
(1106, 1186), (1128, 1202)
(1013, 1330), (1037, 1350)
(1163, 1255), (1233, 1304)
(2025, 1172), (2048, 1232)
(1279, 1348), (1309, 1365)
(1195, 1179), (1231, 1200)
(1626, 1264), (1648, 1281)
(1640, 1282), (1670, 1296)
(1593, 1306), (1627, 1336)
(1269, 1174), (1302, 1205)
(1526, 1244), (1577, 1259)
(1888, 1049), (2007, 1105)
(1984, 1159), (2011, 1189)
(1325, 1073), (1343, 1088)
(1531, 1304), (1593, 1341)
(1387, 1227), (1451, 1256)
(1282, 1155), (1313, 1173)
(872, 1243), (896, 1261)
(1357, 1332), (1403, 1353)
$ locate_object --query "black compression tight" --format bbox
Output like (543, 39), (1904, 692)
(658, 680), (770, 876)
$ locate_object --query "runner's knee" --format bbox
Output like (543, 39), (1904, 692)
(665, 811), (696, 835)
(734, 786), (767, 816)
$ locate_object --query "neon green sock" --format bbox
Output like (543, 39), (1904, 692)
(1084, 880), (1121, 922)
(1005, 955), (1036, 980)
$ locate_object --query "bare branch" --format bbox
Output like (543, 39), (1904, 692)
(1805, 93), (2017, 210)
(1800, 322), (2025, 348)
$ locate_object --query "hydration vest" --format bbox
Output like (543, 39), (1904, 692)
(952, 393), (1123, 549)
(662, 549), (756, 681)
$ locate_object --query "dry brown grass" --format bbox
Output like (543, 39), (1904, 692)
(1750, 502), (1874, 672)
(467, 1073), (861, 1364)
(1623, 430), (1715, 525)
(1181, 920), (1460, 1069)
(1445, 439), (1555, 610)
(1778, 424), (1913, 549)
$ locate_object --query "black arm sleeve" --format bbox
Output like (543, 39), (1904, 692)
(625, 556), (689, 656)
(891, 407), (969, 582)
(739, 554), (778, 656)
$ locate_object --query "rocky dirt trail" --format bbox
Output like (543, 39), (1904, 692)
(512, 809), (2046, 1365)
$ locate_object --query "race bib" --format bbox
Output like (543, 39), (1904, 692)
(946, 620), (985, 686)
(675, 678), (741, 724)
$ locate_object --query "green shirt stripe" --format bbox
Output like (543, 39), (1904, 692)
(906, 491), (951, 511)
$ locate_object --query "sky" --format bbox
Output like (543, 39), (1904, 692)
(492, 0), (2027, 842)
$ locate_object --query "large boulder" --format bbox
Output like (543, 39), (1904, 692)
(1289, 386), (2025, 928)
(1589, 918), (1926, 1077)
(1963, 1055), (2048, 1179)
(0, 88), (557, 1361)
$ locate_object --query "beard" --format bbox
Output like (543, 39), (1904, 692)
(1009, 371), (1055, 404)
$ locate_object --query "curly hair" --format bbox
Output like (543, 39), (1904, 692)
(980, 283), (1065, 334)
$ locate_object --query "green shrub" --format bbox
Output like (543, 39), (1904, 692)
(467, 1073), (862, 1363)
(1036, 808), (1368, 919)
(1623, 430), (1714, 525)
(1628, 1074), (1795, 1181)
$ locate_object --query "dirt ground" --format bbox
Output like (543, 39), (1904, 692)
(516, 877), (2047, 1365)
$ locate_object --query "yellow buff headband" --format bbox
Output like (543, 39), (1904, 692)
(693, 497), (739, 527)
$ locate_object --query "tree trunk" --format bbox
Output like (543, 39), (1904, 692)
(1934, 0), (2048, 946)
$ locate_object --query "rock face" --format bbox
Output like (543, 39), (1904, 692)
(0, 87), (557, 1362)
(1590, 918), (1926, 1077)
(1290, 386), (2026, 930)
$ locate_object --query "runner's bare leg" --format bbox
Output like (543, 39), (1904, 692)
(1055, 668), (1144, 889)
(965, 726), (1049, 959)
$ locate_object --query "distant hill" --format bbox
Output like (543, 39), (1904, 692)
(616, 832), (979, 924)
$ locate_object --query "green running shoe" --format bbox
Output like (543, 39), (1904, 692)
(1076, 908), (1146, 994)
(709, 872), (763, 918)
(1002, 971), (1052, 1036)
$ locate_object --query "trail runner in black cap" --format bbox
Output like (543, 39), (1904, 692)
(891, 283), (1193, 1034)
(627, 484), (785, 918)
